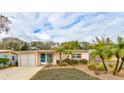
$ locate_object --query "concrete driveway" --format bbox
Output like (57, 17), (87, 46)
(0, 66), (44, 80)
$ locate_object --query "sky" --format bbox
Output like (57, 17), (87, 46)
(0, 12), (124, 42)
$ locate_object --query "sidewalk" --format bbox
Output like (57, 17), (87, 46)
(0, 66), (44, 80)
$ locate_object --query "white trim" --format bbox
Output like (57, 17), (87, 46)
(72, 53), (81, 60)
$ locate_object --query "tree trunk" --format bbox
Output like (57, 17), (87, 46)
(67, 54), (69, 59)
(3, 63), (5, 68)
(59, 52), (62, 64)
(117, 59), (124, 73)
(113, 58), (120, 75)
(101, 58), (108, 73)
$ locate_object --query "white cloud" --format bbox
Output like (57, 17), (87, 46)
(0, 12), (124, 42)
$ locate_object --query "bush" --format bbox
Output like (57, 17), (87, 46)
(16, 61), (18, 66)
(56, 60), (60, 65)
(0, 58), (9, 68)
(57, 58), (88, 66)
(63, 58), (79, 65)
(56, 60), (68, 66)
(97, 64), (105, 71)
(70, 59), (79, 65)
(63, 58), (71, 64)
(79, 59), (88, 64)
(88, 63), (97, 70)
(88, 63), (105, 71)
(109, 64), (113, 68)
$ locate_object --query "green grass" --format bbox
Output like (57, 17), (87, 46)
(31, 67), (99, 80)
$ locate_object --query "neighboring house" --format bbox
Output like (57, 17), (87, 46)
(0, 50), (18, 66)
(18, 50), (89, 67)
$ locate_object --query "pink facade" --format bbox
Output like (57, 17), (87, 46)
(81, 53), (89, 60)
(18, 50), (90, 67)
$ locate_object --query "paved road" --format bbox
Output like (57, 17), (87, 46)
(0, 66), (44, 80)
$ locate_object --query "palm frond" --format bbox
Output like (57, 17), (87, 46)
(90, 50), (100, 58)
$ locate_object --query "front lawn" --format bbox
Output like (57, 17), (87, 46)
(30, 67), (99, 80)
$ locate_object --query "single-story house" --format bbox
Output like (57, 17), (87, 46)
(18, 50), (89, 67)
(0, 50), (18, 66)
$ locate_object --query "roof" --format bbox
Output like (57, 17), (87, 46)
(18, 50), (89, 53)
(0, 50), (18, 54)
(38, 50), (55, 53)
(67, 50), (89, 52)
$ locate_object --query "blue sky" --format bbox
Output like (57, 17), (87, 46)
(0, 12), (124, 42)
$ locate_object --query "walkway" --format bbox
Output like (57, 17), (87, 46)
(0, 66), (44, 80)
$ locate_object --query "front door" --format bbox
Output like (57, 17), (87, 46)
(41, 54), (46, 64)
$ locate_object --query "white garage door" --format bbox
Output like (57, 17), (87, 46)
(20, 54), (36, 67)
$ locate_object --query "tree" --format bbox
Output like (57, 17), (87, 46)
(0, 15), (11, 33)
(80, 41), (90, 50)
(21, 43), (29, 50)
(111, 37), (124, 75)
(0, 58), (9, 68)
(72, 40), (80, 49)
(61, 41), (81, 50)
(91, 37), (113, 73)
(2, 37), (26, 51)
(55, 47), (65, 64)
(117, 49), (124, 73)
(30, 41), (52, 50)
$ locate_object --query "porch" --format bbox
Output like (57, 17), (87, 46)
(37, 50), (56, 65)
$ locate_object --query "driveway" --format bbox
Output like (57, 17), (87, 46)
(0, 66), (44, 80)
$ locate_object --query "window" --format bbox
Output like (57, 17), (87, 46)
(47, 54), (53, 63)
(72, 54), (76, 59)
(77, 54), (81, 58)
(72, 53), (81, 59)
(12, 56), (15, 61)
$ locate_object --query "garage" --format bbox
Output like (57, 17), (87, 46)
(18, 52), (36, 67)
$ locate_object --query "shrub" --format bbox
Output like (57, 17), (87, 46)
(88, 63), (97, 70)
(88, 63), (105, 72)
(108, 64), (113, 68)
(16, 61), (18, 66)
(57, 58), (88, 66)
(62, 58), (76, 65)
(63, 58), (71, 64)
(56, 60), (68, 66)
(70, 59), (79, 65)
(79, 59), (88, 64)
(97, 64), (105, 71)
(0, 58), (9, 68)
(56, 60), (60, 65)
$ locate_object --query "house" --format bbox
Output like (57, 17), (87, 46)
(18, 50), (89, 67)
(0, 50), (18, 66)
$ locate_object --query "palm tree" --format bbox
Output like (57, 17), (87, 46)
(55, 47), (65, 64)
(91, 37), (113, 73)
(91, 48), (112, 73)
(111, 37), (124, 75)
(117, 49), (124, 73)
